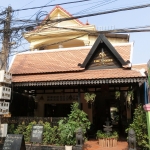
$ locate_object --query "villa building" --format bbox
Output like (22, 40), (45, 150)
(9, 5), (147, 133)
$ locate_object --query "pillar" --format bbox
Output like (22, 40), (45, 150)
(143, 104), (150, 145)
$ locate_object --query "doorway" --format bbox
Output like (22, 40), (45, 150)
(44, 103), (71, 117)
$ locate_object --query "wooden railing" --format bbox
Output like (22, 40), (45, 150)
(1, 117), (64, 126)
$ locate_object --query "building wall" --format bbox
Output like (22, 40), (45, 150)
(34, 92), (93, 122)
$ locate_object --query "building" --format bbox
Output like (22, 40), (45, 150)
(9, 5), (147, 133)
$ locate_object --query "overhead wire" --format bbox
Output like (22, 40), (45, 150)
(1, 2), (150, 59)
(73, 0), (119, 15)
(12, 0), (93, 12)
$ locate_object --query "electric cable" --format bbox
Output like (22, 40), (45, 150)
(12, 0), (93, 12)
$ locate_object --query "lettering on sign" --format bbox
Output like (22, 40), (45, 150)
(3, 134), (26, 150)
(94, 50), (113, 65)
(30, 125), (43, 143)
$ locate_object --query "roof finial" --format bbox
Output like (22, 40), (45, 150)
(86, 20), (89, 25)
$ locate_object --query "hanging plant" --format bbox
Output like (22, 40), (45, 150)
(115, 91), (120, 99)
(127, 90), (134, 100)
(126, 90), (134, 107)
(84, 93), (96, 103)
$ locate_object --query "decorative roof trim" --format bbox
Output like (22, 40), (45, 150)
(47, 5), (84, 25)
(13, 77), (146, 87)
(81, 34), (127, 68)
(130, 42), (134, 63)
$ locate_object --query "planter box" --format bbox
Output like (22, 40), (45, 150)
(98, 138), (117, 147)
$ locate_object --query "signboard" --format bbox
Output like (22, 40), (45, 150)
(3, 134), (26, 150)
(0, 70), (12, 84)
(30, 125), (43, 143)
(0, 101), (9, 114)
(0, 124), (8, 137)
(0, 86), (11, 100)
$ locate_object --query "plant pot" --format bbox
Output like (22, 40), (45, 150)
(65, 145), (72, 150)
(99, 138), (118, 147)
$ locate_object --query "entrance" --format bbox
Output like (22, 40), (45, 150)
(93, 92), (127, 136)
(44, 103), (71, 117)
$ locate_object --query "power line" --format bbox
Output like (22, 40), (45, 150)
(12, 0), (93, 12)
(6, 3), (150, 25)
(48, 3), (150, 23)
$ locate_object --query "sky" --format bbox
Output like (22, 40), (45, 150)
(0, 0), (150, 65)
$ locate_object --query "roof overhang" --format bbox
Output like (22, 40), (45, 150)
(13, 77), (146, 87)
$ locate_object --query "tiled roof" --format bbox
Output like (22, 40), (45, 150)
(10, 44), (132, 75)
(132, 63), (147, 71)
(113, 43), (132, 62)
(12, 69), (144, 83)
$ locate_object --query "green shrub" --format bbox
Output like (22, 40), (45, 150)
(14, 122), (26, 135)
(7, 102), (90, 146)
(24, 121), (37, 143)
(43, 122), (58, 145)
(58, 102), (91, 146)
(126, 104), (149, 148)
(96, 130), (118, 139)
(8, 124), (16, 134)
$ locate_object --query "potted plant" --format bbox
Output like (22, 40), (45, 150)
(96, 130), (118, 147)
(58, 119), (75, 150)
(110, 131), (118, 147)
(84, 92), (96, 103)
(96, 130), (105, 146)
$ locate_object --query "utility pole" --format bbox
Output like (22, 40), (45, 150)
(1, 6), (12, 70)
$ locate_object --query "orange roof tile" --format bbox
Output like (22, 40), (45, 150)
(132, 63), (147, 71)
(10, 44), (131, 75)
(113, 43), (132, 62)
(12, 69), (144, 83)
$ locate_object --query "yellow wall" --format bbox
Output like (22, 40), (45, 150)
(34, 92), (93, 123)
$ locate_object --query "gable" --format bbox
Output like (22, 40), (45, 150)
(87, 44), (122, 70)
(81, 34), (127, 70)
(48, 5), (84, 27)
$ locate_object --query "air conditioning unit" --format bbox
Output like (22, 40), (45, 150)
(0, 70), (12, 84)
(0, 124), (8, 137)
(0, 101), (9, 115)
(0, 86), (11, 100)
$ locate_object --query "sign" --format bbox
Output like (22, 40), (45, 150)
(30, 125), (43, 143)
(0, 101), (9, 114)
(93, 49), (113, 65)
(0, 124), (8, 137)
(0, 70), (12, 84)
(3, 134), (26, 150)
(0, 86), (11, 100)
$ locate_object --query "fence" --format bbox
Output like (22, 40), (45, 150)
(1, 117), (64, 126)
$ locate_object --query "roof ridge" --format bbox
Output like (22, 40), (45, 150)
(132, 63), (147, 65)
(48, 5), (85, 25)
(17, 46), (91, 55)
(113, 42), (133, 46)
